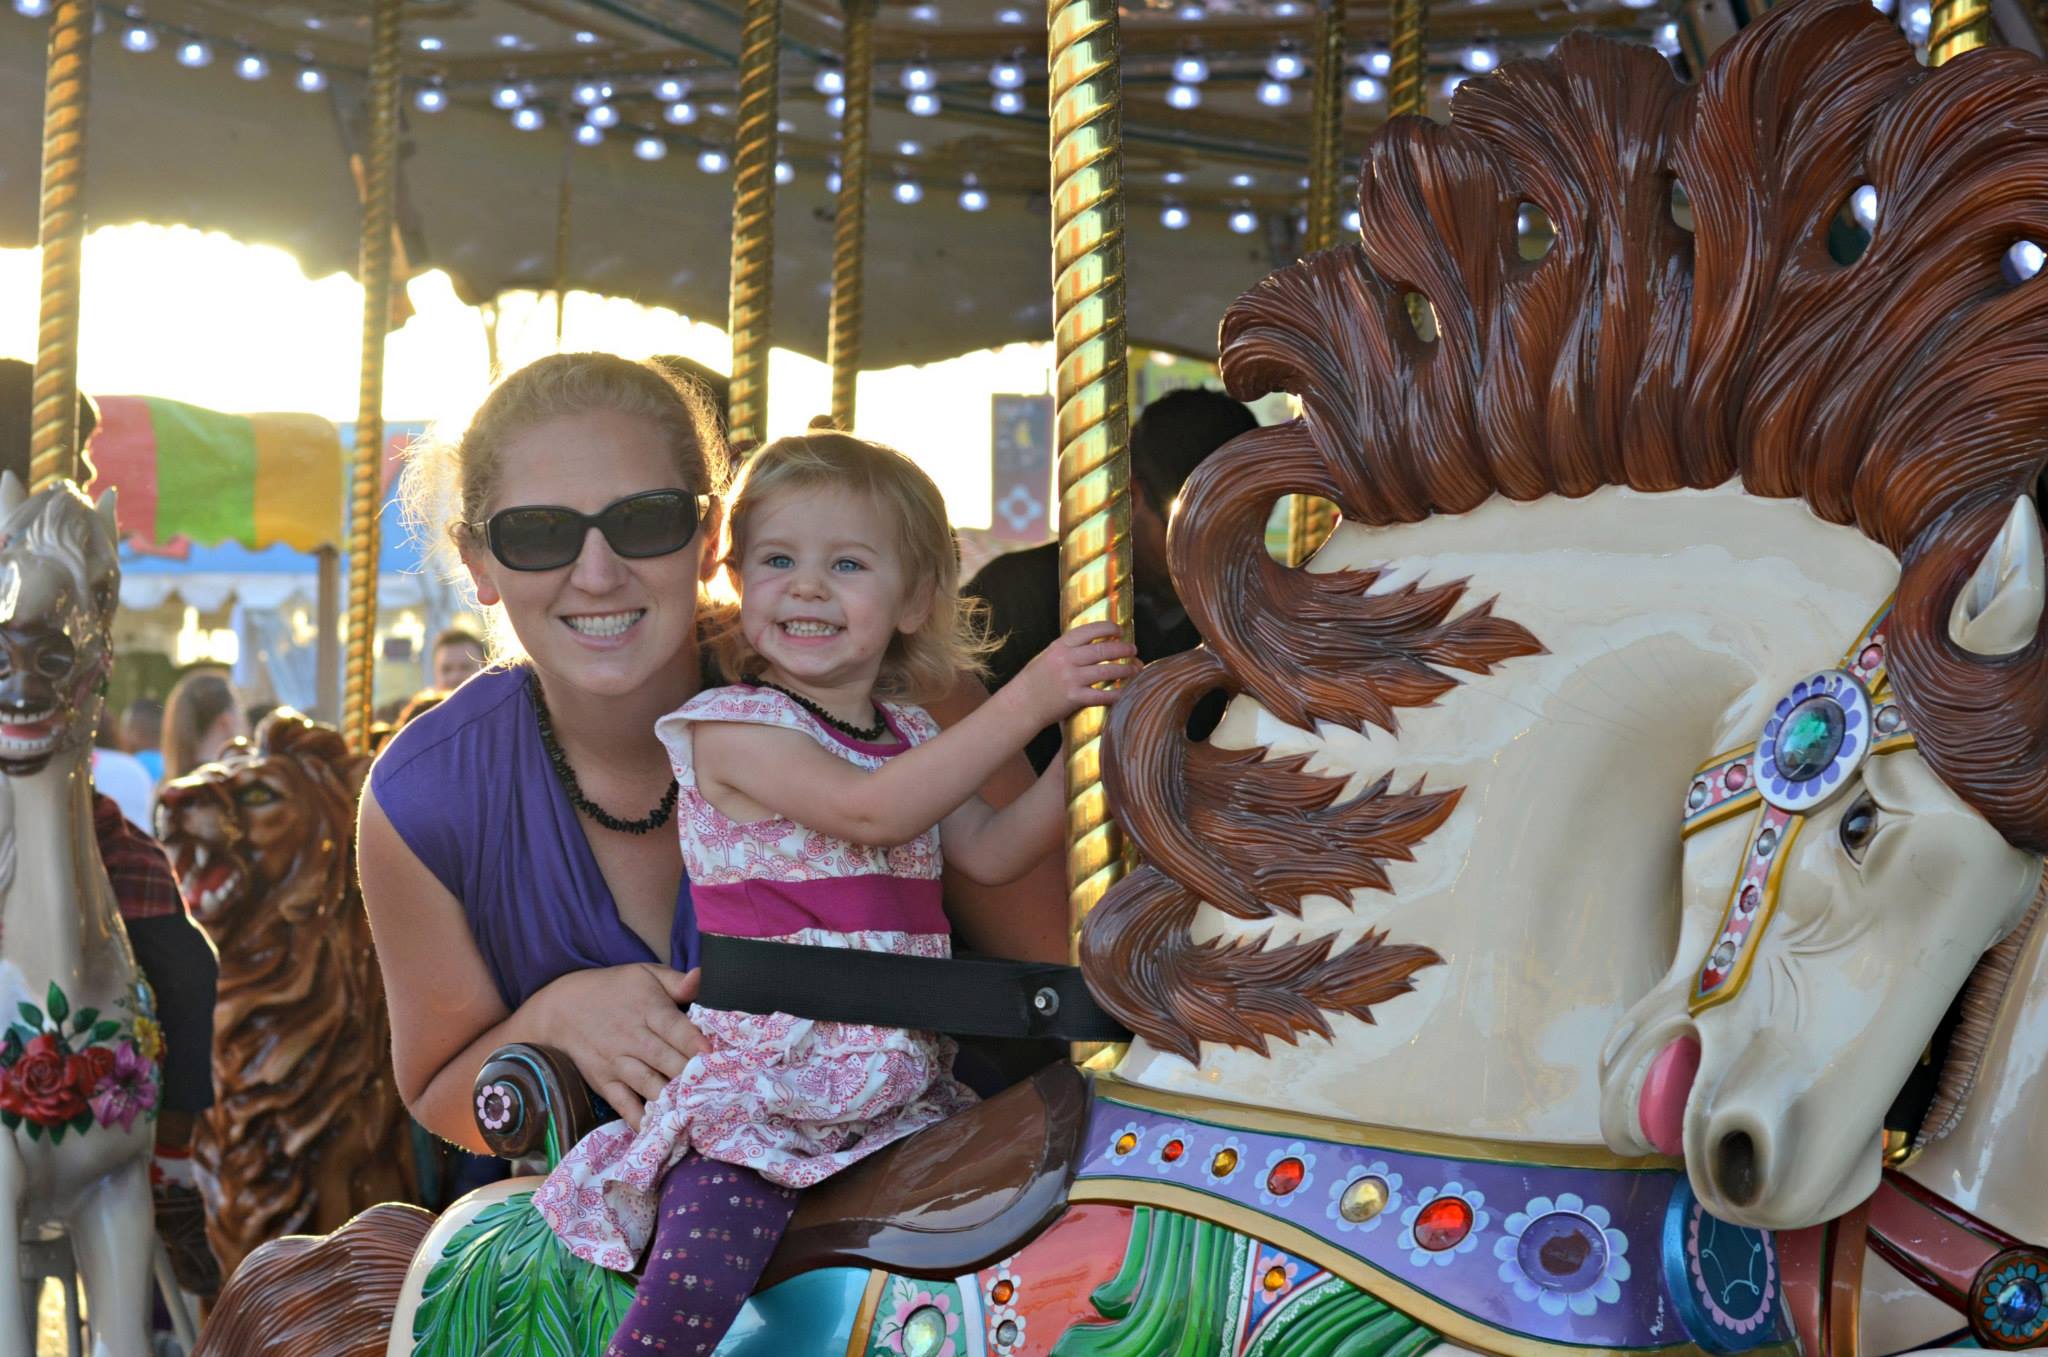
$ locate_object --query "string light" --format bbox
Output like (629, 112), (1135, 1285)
(1653, 21), (1681, 53)
(1163, 170), (1186, 184)
(1364, 49), (1391, 75)
(894, 179), (924, 205)
(297, 66), (327, 92)
(1462, 46), (1497, 72)
(901, 64), (937, 91)
(513, 107), (544, 131)
(573, 30), (598, 44)
(989, 60), (1025, 89)
(1177, 2), (1203, 16)
(235, 52), (268, 80)
(656, 76), (689, 101)
(1443, 73), (1466, 95)
(121, 24), (156, 52)
(959, 186), (989, 211)
(1230, 172), (1254, 188)
(1257, 80), (1291, 107)
(12, 0), (50, 16)
(1904, 4), (1931, 42)
(634, 136), (667, 161)
(992, 89), (1024, 114)
(909, 3), (940, 20)
(1229, 208), (1259, 235)
(587, 104), (619, 128)
(666, 101), (698, 124)
(997, 7), (1027, 20)
(1343, 208), (1362, 233)
(495, 33), (523, 47)
(1167, 83), (1200, 109)
(1266, 49), (1306, 80)
(898, 139), (922, 155)
(698, 148), (729, 173)
(776, 161), (795, 184)
(906, 91), (941, 116)
(1350, 75), (1382, 102)
(1172, 53), (1209, 83)
(415, 85), (447, 111)
(827, 169), (842, 193)
(574, 82), (605, 106)
(826, 96), (846, 118)
(575, 124), (604, 146)
(1161, 204), (1190, 230)
(417, 35), (443, 51)
(814, 65), (844, 96)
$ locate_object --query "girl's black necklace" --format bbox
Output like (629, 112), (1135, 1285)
(527, 670), (677, 835)
(753, 679), (887, 741)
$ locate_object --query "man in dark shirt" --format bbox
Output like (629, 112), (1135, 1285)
(965, 387), (1259, 772)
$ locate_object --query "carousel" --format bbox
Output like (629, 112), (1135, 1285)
(4, 0), (2048, 1351)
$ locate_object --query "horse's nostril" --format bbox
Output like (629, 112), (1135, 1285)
(1714, 1129), (1763, 1206)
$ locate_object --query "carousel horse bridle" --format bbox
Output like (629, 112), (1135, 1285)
(1678, 604), (2048, 1353)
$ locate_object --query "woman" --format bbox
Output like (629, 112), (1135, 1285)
(162, 670), (247, 781)
(364, 352), (1066, 1165)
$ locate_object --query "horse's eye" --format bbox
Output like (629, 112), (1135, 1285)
(33, 640), (73, 679)
(1839, 792), (1879, 861)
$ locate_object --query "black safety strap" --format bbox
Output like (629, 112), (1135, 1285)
(697, 933), (1132, 1043)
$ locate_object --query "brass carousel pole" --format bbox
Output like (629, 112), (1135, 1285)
(728, 0), (783, 451)
(1388, 0), (1430, 119)
(1049, 0), (1135, 953)
(29, 0), (94, 492)
(1287, 0), (1347, 565)
(343, 0), (402, 754)
(827, 0), (876, 432)
(1929, 0), (1993, 63)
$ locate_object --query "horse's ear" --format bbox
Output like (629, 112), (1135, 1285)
(1951, 496), (2047, 657)
(93, 487), (117, 537)
(0, 472), (25, 517)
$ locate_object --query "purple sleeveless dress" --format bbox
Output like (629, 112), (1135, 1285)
(369, 665), (700, 1012)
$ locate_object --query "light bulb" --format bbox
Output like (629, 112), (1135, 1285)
(575, 124), (603, 146)
(1177, 2), (1204, 16)
(1161, 205), (1190, 230)
(814, 66), (844, 96)
(574, 81), (604, 106)
(573, 30), (598, 44)
(1350, 75), (1382, 102)
(959, 187), (989, 211)
(898, 139), (922, 156)
(121, 25), (156, 52)
(906, 91), (940, 116)
(1229, 209), (1258, 235)
(415, 85), (447, 111)
(1172, 53), (1208, 83)
(1653, 21), (1681, 54)
(909, 3), (939, 19)
(1257, 80), (1291, 107)
(1167, 83), (1200, 109)
(12, 0), (50, 17)
(587, 104), (619, 128)
(417, 35), (443, 51)
(775, 161), (795, 184)
(1344, 208), (1362, 233)
(698, 148), (729, 173)
(1365, 49), (1391, 76)
(901, 64), (936, 92)
(297, 66), (327, 92)
(826, 170), (842, 193)
(1443, 73), (1466, 95)
(1905, 4), (1932, 41)
(634, 136), (666, 161)
(235, 52), (268, 80)
(493, 84), (522, 109)
(1462, 46), (1497, 72)
(1266, 50), (1305, 80)
(1163, 170), (1186, 185)
(656, 76), (688, 101)
(992, 89), (1025, 114)
(826, 95), (846, 118)
(666, 101), (697, 124)
(513, 107), (544, 131)
(495, 33), (522, 47)
(989, 61), (1024, 89)
(893, 179), (923, 204)
(1230, 172), (1254, 188)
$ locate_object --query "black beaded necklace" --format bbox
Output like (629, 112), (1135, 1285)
(753, 679), (887, 741)
(527, 671), (678, 835)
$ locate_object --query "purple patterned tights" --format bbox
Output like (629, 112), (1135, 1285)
(604, 1155), (803, 1356)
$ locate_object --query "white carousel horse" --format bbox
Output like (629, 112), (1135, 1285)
(0, 473), (159, 1357)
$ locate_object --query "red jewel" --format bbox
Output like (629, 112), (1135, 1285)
(1725, 764), (1749, 792)
(1413, 1196), (1475, 1251)
(1266, 1157), (1305, 1196)
(1161, 1138), (1185, 1162)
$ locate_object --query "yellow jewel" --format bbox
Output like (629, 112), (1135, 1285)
(1113, 1131), (1137, 1155)
(1210, 1147), (1239, 1176)
(1262, 1265), (1288, 1293)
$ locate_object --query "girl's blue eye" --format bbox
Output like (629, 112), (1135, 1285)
(765, 553), (793, 569)
(833, 558), (864, 573)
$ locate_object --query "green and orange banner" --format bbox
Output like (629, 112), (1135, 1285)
(85, 395), (344, 553)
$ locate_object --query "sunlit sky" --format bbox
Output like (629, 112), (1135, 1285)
(0, 223), (1062, 528)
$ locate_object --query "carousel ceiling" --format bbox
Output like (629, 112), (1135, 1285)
(0, 0), (1975, 366)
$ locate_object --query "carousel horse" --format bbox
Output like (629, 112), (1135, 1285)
(193, 2), (2048, 1353)
(0, 474), (160, 1357)
(156, 711), (418, 1279)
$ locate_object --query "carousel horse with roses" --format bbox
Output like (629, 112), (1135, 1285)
(195, 1), (2048, 1352)
(0, 472), (161, 1357)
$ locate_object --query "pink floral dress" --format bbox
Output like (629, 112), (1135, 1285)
(537, 684), (980, 1272)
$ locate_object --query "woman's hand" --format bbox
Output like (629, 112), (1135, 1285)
(532, 963), (706, 1129)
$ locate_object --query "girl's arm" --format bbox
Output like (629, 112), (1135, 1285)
(931, 751), (1071, 885)
(693, 622), (1135, 849)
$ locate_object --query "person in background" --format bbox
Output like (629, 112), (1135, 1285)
(121, 697), (166, 782)
(246, 701), (279, 731)
(162, 670), (247, 782)
(93, 742), (158, 835)
(431, 627), (486, 691)
(963, 387), (1258, 772)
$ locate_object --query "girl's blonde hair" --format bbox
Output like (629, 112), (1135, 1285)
(399, 353), (730, 661)
(710, 432), (990, 705)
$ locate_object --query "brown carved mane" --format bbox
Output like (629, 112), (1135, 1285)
(159, 712), (417, 1275)
(1089, 0), (2048, 1062)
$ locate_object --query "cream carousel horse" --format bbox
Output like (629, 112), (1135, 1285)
(0, 474), (158, 1357)
(197, 2), (2048, 1353)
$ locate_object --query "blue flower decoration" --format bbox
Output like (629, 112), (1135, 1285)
(1757, 671), (1868, 812)
(1104, 1120), (1144, 1163)
(1327, 1161), (1403, 1234)
(1978, 1255), (2048, 1347)
(1257, 1141), (1316, 1208)
(1494, 1193), (1632, 1315)
(1397, 1183), (1488, 1268)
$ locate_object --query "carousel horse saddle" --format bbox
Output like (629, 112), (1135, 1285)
(470, 1045), (1092, 1289)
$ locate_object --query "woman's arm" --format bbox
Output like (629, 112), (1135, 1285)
(358, 786), (705, 1146)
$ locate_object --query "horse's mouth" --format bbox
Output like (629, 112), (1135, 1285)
(0, 709), (61, 759)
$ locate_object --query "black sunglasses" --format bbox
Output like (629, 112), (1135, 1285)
(482, 489), (714, 572)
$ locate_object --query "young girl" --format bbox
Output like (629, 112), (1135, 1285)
(536, 432), (1137, 1355)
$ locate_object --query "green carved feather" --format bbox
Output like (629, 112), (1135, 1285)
(410, 1192), (634, 1357)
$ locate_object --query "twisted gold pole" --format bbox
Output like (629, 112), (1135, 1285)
(1929, 0), (1993, 63)
(30, 0), (93, 492)
(1289, 0), (1347, 565)
(555, 123), (574, 351)
(1050, 0), (1135, 947)
(1388, 0), (1429, 118)
(343, 0), (402, 754)
(728, 0), (782, 451)
(827, 0), (875, 432)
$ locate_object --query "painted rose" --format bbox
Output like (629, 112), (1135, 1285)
(3, 1035), (89, 1125)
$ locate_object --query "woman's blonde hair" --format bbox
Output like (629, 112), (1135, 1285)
(709, 432), (990, 705)
(163, 669), (240, 782)
(399, 353), (730, 661)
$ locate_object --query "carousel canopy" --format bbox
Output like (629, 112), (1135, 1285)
(0, 0), (1706, 368)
